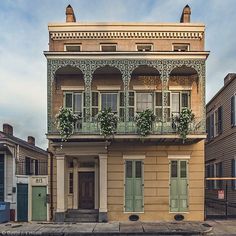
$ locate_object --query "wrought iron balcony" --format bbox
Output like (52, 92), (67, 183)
(50, 116), (204, 136)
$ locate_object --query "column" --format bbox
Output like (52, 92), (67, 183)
(73, 158), (78, 209)
(99, 154), (108, 222)
(84, 71), (92, 122)
(95, 160), (99, 209)
(55, 155), (66, 222)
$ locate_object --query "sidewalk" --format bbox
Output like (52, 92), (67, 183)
(205, 220), (236, 235)
(0, 221), (212, 235)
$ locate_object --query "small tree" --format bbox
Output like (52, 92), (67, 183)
(55, 107), (79, 141)
(135, 109), (156, 137)
(97, 108), (118, 138)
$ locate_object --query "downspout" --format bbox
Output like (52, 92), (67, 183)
(48, 150), (54, 221)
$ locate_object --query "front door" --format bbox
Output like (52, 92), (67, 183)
(32, 186), (47, 221)
(0, 154), (4, 202)
(17, 184), (28, 221)
(79, 172), (94, 209)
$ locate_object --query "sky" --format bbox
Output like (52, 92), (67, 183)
(0, 0), (236, 149)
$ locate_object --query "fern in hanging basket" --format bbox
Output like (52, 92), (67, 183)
(173, 108), (195, 141)
(97, 108), (118, 138)
(55, 107), (79, 141)
(135, 109), (156, 137)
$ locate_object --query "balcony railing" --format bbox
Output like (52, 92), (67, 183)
(16, 161), (48, 176)
(51, 116), (204, 136)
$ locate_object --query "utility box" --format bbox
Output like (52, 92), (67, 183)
(0, 202), (10, 223)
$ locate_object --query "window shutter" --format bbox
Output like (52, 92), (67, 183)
(218, 106), (223, 134)
(206, 117), (210, 140)
(232, 159), (236, 190)
(64, 93), (73, 110)
(231, 96), (235, 126)
(210, 113), (214, 138)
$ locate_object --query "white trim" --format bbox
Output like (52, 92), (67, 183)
(168, 155), (190, 160)
(123, 155), (146, 160)
(61, 86), (84, 91)
(97, 85), (121, 91)
(133, 85), (156, 90)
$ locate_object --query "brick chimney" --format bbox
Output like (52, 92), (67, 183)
(3, 124), (13, 136)
(180, 5), (191, 23)
(66, 5), (76, 23)
(27, 136), (35, 146)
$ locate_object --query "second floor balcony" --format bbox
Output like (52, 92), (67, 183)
(46, 57), (207, 141)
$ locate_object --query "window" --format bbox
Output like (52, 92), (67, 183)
(136, 44), (152, 52)
(171, 92), (190, 118)
(232, 159), (236, 190)
(91, 91), (99, 119)
(64, 44), (81, 52)
(136, 93), (153, 112)
(64, 92), (83, 116)
(119, 91), (135, 121)
(210, 113), (214, 139)
(214, 106), (223, 136)
(170, 160), (188, 212)
(206, 116), (210, 141)
(25, 157), (38, 175)
(101, 93), (118, 112)
(231, 95), (236, 126)
(100, 44), (117, 52)
(173, 44), (190, 52)
(155, 92), (170, 121)
(69, 172), (73, 194)
(206, 164), (215, 189)
(125, 160), (143, 212)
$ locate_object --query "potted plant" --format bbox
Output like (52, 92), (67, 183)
(55, 107), (79, 141)
(173, 108), (195, 141)
(135, 109), (156, 137)
(97, 108), (118, 138)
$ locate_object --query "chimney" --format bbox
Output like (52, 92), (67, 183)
(180, 5), (191, 23)
(3, 124), (13, 136)
(66, 5), (76, 23)
(224, 73), (236, 85)
(27, 136), (35, 146)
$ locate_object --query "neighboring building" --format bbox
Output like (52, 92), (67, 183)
(0, 124), (48, 222)
(205, 73), (236, 217)
(45, 5), (209, 222)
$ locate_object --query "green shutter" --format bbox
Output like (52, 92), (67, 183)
(170, 160), (188, 212)
(125, 160), (143, 212)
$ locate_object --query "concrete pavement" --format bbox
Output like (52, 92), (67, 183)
(0, 221), (212, 235)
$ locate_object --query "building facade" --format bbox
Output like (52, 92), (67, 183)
(205, 73), (236, 217)
(0, 124), (48, 222)
(46, 5), (209, 222)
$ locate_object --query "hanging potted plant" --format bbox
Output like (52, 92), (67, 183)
(97, 108), (118, 138)
(55, 107), (79, 142)
(135, 109), (156, 137)
(173, 108), (195, 141)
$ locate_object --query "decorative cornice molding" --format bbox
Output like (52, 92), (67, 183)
(50, 31), (203, 40)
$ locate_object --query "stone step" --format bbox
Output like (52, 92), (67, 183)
(65, 209), (98, 223)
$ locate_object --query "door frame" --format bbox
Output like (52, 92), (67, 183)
(78, 171), (95, 209)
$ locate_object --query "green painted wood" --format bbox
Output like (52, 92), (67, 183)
(125, 160), (143, 212)
(170, 160), (188, 212)
(0, 154), (4, 202)
(17, 184), (28, 221)
(32, 186), (47, 221)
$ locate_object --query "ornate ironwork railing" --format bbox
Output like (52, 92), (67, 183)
(51, 116), (204, 135)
